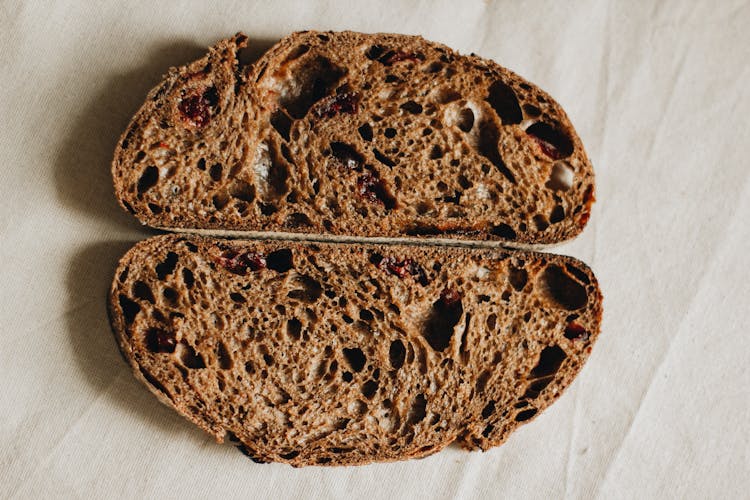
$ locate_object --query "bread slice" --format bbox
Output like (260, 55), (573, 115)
(112, 32), (595, 245)
(109, 234), (602, 466)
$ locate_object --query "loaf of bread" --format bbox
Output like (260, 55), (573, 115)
(109, 234), (601, 466)
(112, 32), (595, 245)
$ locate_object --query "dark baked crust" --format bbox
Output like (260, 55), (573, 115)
(112, 32), (595, 245)
(109, 234), (602, 466)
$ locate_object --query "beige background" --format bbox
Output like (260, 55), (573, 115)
(2, 1), (748, 498)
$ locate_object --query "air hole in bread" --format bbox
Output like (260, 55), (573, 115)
(531, 345), (567, 381)
(147, 203), (162, 214)
(400, 101), (423, 114)
(139, 366), (171, 398)
(389, 339), (406, 370)
(508, 266), (528, 291)
(228, 180), (255, 203)
(459, 313), (471, 364)
(144, 327), (176, 353)
(280, 450), (300, 460)
(526, 122), (574, 159)
(357, 123), (373, 141)
(424, 61), (443, 73)
(286, 318), (302, 340)
(515, 408), (538, 422)
(162, 287), (178, 306)
(254, 142), (290, 202)
(277, 55), (345, 119)
(429, 145), (443, 160)
(266, 249), (294, 272)
(155, 252), (178, 280)
(137, 166), (159, 194)
(384, 127), (397, 138)
(407, 394), (427, 425)
(486, 80), (522, 124)
(457, 108), (475, 132)
(284, 212), (313, 229)
(209, 163), (223, 182)
(343, 347), (366, 372)
(181, 268), (194, 289)
(533, 214), (550, 232)
(550, 204), (565, 224)
(522, 103), (542, 117)
(477, 120), (515, 183)
(287, 274), (322, 302)
(196, 158), (206, 171)
(546, 161), (574, 191)
(132, 281), (155, 304)
(217, 342), (233, 370)
(365, 45), (385, 60)
(342, 371), (353, 382)
(361, 380), (378, 399)
(423, 289), (463, 351)
(359, 309), (374, 322)
(565, 263), (590, 284)
(373, 148), (396, 168)
(330, 142), (364, 170)
(229, 292), (245, 303)
(177, 341), (206, 369)
(121, 200), (136, 215)
(270, 110), (292, 140)
(432, 87), (461, 104)
(490, 223), (516, 240)
(282, 44), (310, 64)
(481, 400), (496, 419)
(540, 265), (588, 310)
(212, 191), (230, 210)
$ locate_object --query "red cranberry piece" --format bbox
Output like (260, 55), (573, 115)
(215, 249), (266, 275)
(357, 173), (396, 209)
(314, 92), (360, 119)
(378, 257), (429, 285)
(525, 122), (573, 160)
(380, 50), (421, 66)
(440, 288), (462, 307)
(146, 328), (176, 353)
(178, 87), (219, 128)
(529, 135), (561, 159)
(564, 322), (589, 341)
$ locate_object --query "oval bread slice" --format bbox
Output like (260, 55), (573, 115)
(112, 32), (595, 245)
(109, 234), (602, 466)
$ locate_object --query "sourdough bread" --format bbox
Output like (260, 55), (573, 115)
(109, 234), (602, 466)
(112, 32), (595, 245)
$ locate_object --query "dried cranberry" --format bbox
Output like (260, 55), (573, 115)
(378, 257), (429, 285)
(528, 134), (561, 159)
(440, 288), (462, 307)
(178, 87), (218, 128)
(525, 122), (573, 160)
(357, 173), (396, 209)
(146, 328), (176, 353)
(215, 249), (266, 275)
(314, 92), (360, 118)
(380, 50), (421, 66)
(564, 322), (589, 341)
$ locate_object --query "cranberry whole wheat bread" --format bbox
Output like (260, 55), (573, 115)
(112, 32), (595, 245)
(109, 234), (602, 466)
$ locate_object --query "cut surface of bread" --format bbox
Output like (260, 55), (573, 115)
(113, 32), (595, 245)
(109, 234), (602, 466)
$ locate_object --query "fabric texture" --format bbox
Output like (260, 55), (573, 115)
(1, 1), (748, 498)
